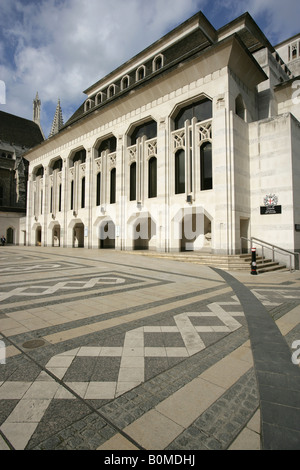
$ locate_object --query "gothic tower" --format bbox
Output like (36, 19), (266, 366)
(49, 99), (64, 138)
(33, 92), (45, 138)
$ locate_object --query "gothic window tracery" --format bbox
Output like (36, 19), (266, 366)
(171, 96), (213, 195)
(174, 98), (212, 130)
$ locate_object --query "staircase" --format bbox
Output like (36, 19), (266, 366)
(127, 251), (288, 273)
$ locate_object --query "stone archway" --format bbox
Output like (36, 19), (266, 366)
(6, 227), (14, 244)
(99, 220), (115, 249)
(73, 223), (84, 248)
(127, 212), (156, 251)
(52, 225), (61, 247)
(35, 226), (42, 246)
(172, 207), (212, 253)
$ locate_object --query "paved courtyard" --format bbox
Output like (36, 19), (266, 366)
(0, 246), (300, 451)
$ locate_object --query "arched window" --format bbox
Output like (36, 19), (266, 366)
(121, 75), (130, 90)
(153, 54), (164, 72)
(70, 149), (86, 167)
(130, 162), (137, 201)
(108, 85), (115, 98)
(96, 172), (101, 206)
(136, 66), (145, 81)
(52, 158), (63, 172)
(70, 180), (74, 210)
(200, 142), (212, 191)
(148, 157), (157, 199)
(175, 149), (185, 194)
(97, 137), (117, 156)
(175, 98), (212, 130)
(35, 166), (44, 178)
(84, 99), (94, 112)
(110, 168), (116, 204)
(130, 120), (157, 145)
(81, 177), (85, 208)
(96, 92), (106, 105)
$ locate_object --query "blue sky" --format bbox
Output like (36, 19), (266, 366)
(0, 0), (299, 138)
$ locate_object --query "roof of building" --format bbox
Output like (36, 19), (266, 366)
(0, 110), (44, 149)
(63, 11), (278, 130)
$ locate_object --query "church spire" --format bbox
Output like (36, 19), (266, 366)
(49, 98), (64, 138)
(33, 92), (41, 125)
(33, 92), (45, 139)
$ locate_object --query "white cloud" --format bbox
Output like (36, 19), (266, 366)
(0, 0), (298, 136)
(0, 0), (208, 134)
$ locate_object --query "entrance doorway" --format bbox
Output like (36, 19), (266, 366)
(73, 223), (84, 248)
(6, 227), (14, 244)
(133, 217), (156, 251)
(180, 212), (202, 252)
(36, 227), (42, 246)
(52, 225), (60, 247)
(99, 221), (115, 249)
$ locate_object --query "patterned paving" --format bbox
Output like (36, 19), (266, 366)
(0, 296), (244, 449)
(0, 246), (299, 451)
(0, 276), (126, 301)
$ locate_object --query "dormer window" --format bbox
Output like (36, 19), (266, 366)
(121, 75), (130, 90)
(84, 99), (94, 112)
(95, 92), (106, 105)
(108, 84), (116, 98)
(153, 54), (164, 72)
(136, 65), (146, 81)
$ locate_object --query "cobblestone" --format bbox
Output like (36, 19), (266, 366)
(1, 247), (300, 450)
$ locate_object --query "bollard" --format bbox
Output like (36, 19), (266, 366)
(251, 248), (257, 275)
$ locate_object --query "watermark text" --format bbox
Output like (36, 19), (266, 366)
(292, 340), (300, 365)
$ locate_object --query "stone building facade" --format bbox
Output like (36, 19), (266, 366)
(23, 12), (300, 265)
(0, 109), (44, 245)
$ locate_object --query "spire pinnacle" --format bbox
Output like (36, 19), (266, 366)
(33, 92), (41, 125)
(49, 98), (64, 138)
(33, 92), (45, 139)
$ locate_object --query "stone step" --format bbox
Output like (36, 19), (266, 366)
(125, 250), (288, 273)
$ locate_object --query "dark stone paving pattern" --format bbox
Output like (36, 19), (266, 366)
(29, 326), (250, 450)
(1, 248), (300, 451)
(167, 368), (259, 450)
(213, 269), (300, 450)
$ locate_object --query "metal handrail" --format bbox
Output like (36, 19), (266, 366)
(241, 236), (300, 272)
